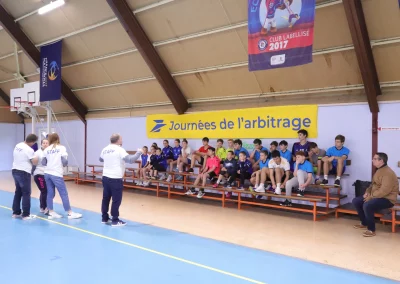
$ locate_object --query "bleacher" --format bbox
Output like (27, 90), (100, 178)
(70, 160), (349, 222)
(68, 159), (399, 230)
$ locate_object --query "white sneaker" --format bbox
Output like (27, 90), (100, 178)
(22, 215), (36, 220)
(255, 184), (265, 193)
(159, 174), (166, 181)
(40, 208), (46, 213)
(166, 175), (172, 182)
(48, 211), (62, 219)
(274, 187), (281, 195)
(68, 212), (82, 219)
(12, 214), (22, 218)
(197, 191), (205, 198)
(143, 181), (149, 187)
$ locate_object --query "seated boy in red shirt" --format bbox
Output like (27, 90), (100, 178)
(188, 137), (211, 172)
(185, 147), (220, 199)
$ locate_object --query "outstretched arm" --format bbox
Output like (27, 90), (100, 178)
(123, 152), (142, 164)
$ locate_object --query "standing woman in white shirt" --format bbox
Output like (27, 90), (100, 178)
(12, 134), (39, 220)
(33, 138), (49, 213)
(42, 133), (82, 219)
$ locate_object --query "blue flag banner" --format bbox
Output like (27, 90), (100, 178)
(248, 0), (316, 71)
(40, 40), (62, 102)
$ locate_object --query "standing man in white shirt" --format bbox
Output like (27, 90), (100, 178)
(12, 134), (39, 220)
(100, 134), (141, 227)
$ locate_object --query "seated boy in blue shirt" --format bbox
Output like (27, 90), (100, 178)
(234, 139), (249, 159)
(213, 151), (238, 197)
(281, 151), (314, 207)
(250, 138), (268, 171)
(321, 135), (350, 187)
(237, 151), (253, 189)
(166, 139), (182, 182)
(151, 148), (167, 179)
(279, 140), (292, 162)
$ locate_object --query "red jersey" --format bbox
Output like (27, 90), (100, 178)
(206, 156), (221, 175)
(198, 145), (210, 153)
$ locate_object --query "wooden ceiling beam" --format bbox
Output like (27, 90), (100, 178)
(0, 4), (88, 123)
(106, 0), (188, 114)
(343, 0), (380, 113)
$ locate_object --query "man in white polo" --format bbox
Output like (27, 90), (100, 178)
(12, 134), (39, 220)
(100, 133), (141, 227)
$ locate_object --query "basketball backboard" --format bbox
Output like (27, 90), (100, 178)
(10, 81), (40, 111)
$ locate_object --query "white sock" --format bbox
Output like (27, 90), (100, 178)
(254, 184), (259, 188)
(336, 176), (341, 180)
(316, 175), (320, 179)
(259, 183), (264, 187)
(277, 183), (281, 188)
(324, 175), (328, 180)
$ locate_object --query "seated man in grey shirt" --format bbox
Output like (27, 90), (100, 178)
(309, 142), (326, 184)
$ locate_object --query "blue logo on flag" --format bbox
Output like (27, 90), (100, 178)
(48, 61), (59, 81)
(150, 120), (167, 132)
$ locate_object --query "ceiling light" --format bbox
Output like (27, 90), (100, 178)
(38, 0), (65, 15)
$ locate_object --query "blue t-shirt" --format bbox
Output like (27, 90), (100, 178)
(140, 154), (148, 167)
(259, 159), (269, 169)
(162, 146), (173, 160)
(254, 147), (268, 162)
(296, 160), (314, 173)
(172, 146), (182, 160)
(235, 147), (250, 158)
(279, 149), (292, 162)
(326, 146), (350, 166)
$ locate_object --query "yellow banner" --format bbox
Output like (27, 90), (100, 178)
(146, 105), (317, 139)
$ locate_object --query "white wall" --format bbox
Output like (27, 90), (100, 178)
(86, 104), (374, 201)
(26, 120), (85, 171)
(0, 123), (24, 171)
(378, 103), (400, 177)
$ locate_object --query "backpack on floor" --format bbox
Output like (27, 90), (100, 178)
(352, 180), (372, 197)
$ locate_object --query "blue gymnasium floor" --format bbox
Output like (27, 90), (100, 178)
(0, 190), (397, 284)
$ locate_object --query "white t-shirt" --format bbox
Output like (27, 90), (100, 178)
(181, 146), (191, 157)
(100, 144), (129, 179)
(268, 157), (290, 171)
(12, 142), (35, 174)
(33, 149), (45, 176)
(43, 144), (68, 178)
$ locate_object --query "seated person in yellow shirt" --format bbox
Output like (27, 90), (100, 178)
(216, 139), (227, 164)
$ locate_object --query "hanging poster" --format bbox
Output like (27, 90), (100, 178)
(248, 0), (316, 71)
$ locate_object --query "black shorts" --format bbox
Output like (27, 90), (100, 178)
(153, 164), (166, 172)
(240, 172), (252, 179)
(199, 157), (205, 165)
(208, 171), (217, 179)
